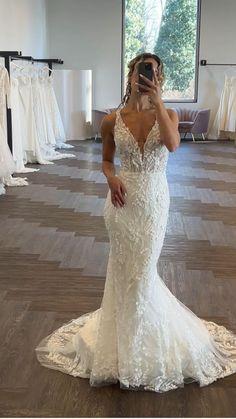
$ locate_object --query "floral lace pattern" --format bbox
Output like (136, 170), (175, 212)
(35, 108), (236, 393)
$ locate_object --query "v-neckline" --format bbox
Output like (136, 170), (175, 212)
(118, 109), (157, 161)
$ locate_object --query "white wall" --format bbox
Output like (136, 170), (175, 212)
(46, 0), (122, 110)
(0, 0), (47, 57)
(1, 0), (235, 138)
(46, 0), (236, 138)
(196, 0), (236, 137)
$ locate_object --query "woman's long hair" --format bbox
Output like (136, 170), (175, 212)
(118, 52), (165, 109)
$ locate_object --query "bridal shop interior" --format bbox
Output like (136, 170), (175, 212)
(0, 0), (236, 417)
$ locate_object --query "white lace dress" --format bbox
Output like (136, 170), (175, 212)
(35, 108), (236, 393)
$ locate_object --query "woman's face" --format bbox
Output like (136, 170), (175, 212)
(129, 57), (159, 94)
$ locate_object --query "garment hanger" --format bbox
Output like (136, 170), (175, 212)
(11, 61), (23, 70)
(10, 61), (25, 78)
(40, 65), (54, 77)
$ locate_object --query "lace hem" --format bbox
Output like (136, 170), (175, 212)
(35, 308), (236, 393)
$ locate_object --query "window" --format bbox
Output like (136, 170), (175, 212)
(122, 0), (201, 102)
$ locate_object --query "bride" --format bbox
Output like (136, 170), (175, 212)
(35, 53), (236, 393)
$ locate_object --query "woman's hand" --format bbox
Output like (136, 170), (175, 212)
(136, 71), (162, 107)
(107, 175), (127, 208)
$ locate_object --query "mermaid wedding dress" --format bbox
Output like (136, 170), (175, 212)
(35, 108), (236, 393)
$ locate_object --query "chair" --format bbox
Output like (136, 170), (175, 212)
(172, 108), (211, 141)
(91, 110), (107, 141)
(92, 108), (118, 141)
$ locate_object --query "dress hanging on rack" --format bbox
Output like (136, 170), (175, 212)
(10, 61), (75, 165)
(0, 123), (15, 179)
(210, 72), (236, 140)
(0, 65), (28, 188)
(33, 71), (75, 161)
(47, 74), (73, 149)
(0, 65), (10, 137)
(18, 73), (51, 165)
(10, 64), (39, 173)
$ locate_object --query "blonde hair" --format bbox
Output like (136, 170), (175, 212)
(119, 52), (165, 109)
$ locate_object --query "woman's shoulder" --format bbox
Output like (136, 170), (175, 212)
(101, 110), (117, 126)
(101, 110), (118, 135)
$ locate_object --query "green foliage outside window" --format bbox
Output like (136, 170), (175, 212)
(124, 0), (199, 100)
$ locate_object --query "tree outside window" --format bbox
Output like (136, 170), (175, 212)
(123, 0), (200, 101)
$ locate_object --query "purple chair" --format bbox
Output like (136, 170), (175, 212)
(172, 108), (211, 141)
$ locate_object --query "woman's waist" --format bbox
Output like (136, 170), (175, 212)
(118, 168), (167, 178)
(117, 169), (168, 196)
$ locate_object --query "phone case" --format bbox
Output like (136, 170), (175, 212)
(138, 62), (153, 92)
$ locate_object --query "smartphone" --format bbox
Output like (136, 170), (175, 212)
(138, 62), (153, 92)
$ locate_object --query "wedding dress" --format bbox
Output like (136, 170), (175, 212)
(35, 108), (236, 393)
(210, 73), (236, 140)
(10, 76), (39, 173)
(0, 123), (15, 179)
(30, 70), (74, 161)
(18, 74), (49, 164)
(0, 67), (28, 187)
(46, 75), (73, 150)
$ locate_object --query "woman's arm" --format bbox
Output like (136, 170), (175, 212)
(136, 72), (180, 152)
(155, 104), (180, 152)
(101, 113), (127, 207)
(101, 113), (116, 180)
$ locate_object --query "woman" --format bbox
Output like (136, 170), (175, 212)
(35, 53), (236, 393)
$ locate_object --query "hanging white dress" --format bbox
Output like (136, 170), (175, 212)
(0, 123), (15, 178)
(10, 76), (39, 173)
(32, 74), (75, 161)
(0, 66), (10, 137)
(0, 66), (14, 180)
(0, 66), (28, 187)
(35, 108), (236, 393)
(10, 77), (26, 171)
(47, 75), (73, 149)
(211, 73), (236, 140)
(31, 75), (55, 162)
(18, 74), (52, 165)
(37, 74), (75, 160)
(0, 123), (28, 187)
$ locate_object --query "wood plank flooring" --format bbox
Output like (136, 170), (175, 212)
(0, 139), (236, 417)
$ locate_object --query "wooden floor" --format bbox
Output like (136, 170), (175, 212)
(0, 139), (236, 418)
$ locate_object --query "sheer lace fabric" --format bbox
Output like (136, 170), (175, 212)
(35, 108), (236, 393)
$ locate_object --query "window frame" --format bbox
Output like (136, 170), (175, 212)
(121, 0), (202, 103)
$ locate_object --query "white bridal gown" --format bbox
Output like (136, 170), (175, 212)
(35, 108), (236, 393)
(210, 73), (236, 140)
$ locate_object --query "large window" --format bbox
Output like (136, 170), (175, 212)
(122, 0), (201, 102)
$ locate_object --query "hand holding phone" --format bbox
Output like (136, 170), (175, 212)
(138, 62), (153, 93)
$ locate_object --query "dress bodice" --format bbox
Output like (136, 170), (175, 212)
(114, 108), (169, 173)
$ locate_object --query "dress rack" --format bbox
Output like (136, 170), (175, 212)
(0, 51), (63, 152)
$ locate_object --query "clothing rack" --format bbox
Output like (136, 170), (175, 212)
(0, 51), (63, 152)
(200, 60), (236, 66)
